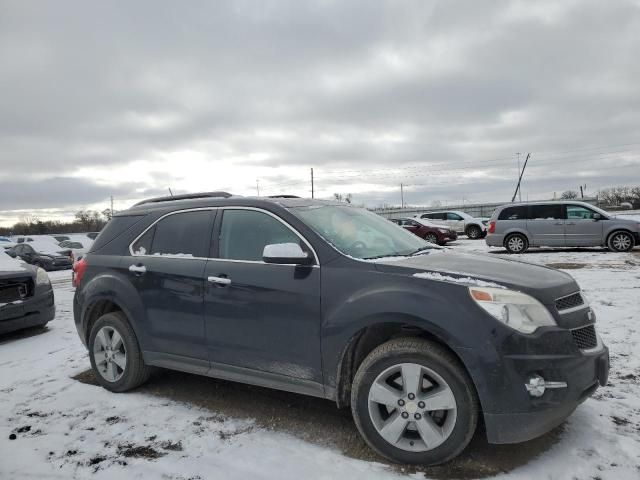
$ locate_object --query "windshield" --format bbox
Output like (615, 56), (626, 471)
(291, 205), (435, 259)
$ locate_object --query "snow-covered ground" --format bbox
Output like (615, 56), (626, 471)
(1, 242), (639, 479)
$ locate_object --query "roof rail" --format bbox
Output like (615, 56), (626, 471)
(133, 191), (233, 206)
(267, 195), (301, 199)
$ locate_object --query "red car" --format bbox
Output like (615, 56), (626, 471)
(390, 217), (458, 245)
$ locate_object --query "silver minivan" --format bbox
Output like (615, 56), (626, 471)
(486, 201), (639, 253)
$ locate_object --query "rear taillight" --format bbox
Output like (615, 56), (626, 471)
(488, 221), (496, 234)
(72, 257), (87, 287)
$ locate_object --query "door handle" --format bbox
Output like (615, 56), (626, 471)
(128, 264), (147, 275)
(566, 222), (576, 226)
(554, 222), (564, 225)
(208, 275), (231, 286)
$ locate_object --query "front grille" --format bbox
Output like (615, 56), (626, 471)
(572, 325), (598, 350)
(0, 279), (29, 303)
(556, 292), (584, 311)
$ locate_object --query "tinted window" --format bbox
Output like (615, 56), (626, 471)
(92, 215), (145, 252)
(498, 206), (528, 220)
(529, 204), (563, 220)
(566, 205), (597, 220)
(132, 211), (212, 257)
(446, 213), (463, 220)
(219, 210), (301, 261)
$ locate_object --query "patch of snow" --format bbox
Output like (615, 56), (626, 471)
(26, 241), (66, 255)
(151, 252), (194, 258)
(0, 252), (28, 272)
(413, 271), (506, 288)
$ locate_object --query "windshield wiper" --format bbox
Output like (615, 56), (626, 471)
(409, 246), (436, 256)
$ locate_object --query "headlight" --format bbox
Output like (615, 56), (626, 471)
(36, 267), (51, 286)
(469, 287), (555, 334)
(438, 228), (449, 233)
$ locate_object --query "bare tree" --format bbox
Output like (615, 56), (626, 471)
(561, 190), (579, 199)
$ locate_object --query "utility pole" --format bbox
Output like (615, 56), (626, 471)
(511, 153), (530, 202)
(516, 153), (522, 202)
(579, 185), (584, 198)
(110, 196), (114, 217)
(310, 168), (314, 199)
(400, 183), (405, 208)
(256, 179), (260, 196)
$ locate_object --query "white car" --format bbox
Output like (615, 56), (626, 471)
(415, 210), (487, 239)
(59, 238), (93, 261)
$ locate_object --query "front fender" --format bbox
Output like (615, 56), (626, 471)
(320, 266), (497, 390)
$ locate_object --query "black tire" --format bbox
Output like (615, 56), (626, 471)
(465, 225), (483, 239)
(88, 311), (151, 392)
(504, 233), (529, 254)
(425, 233), (438, 244)
(350, 337), (479, 465)
(607, 230), (635, 252)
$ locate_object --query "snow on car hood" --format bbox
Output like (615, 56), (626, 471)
(0, 251), (29, 274)
(373, 249), (580, 303)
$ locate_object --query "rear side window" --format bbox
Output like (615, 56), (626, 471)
(498, 206), (528, 220)
(218, 209), (301, 261)
(91, 215), (145, 252)
(132, 211), (212, 257)
(529, 204), (563, 220)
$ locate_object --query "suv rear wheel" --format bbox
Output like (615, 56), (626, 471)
(504, 233), (528, 254)
(465, 225), (483, 239)
(350, 338), (478, 465)
(607, 231), (635, 252)
(89, 312), (151, 392)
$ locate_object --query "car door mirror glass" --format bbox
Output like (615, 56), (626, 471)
(593, 213), (601, 221)
(263, 243), (312, 265)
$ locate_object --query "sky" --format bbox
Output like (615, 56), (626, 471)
(1, 0), (640, 226)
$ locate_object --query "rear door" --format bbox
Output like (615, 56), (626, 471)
(526, 204), (565, 246)
(128, 209), (215, 368)
(564, 204), (604, 246)
(203, 207), (322, 383)
(446, 212), (465, 233)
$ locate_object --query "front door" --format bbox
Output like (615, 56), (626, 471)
(564, 204), (604, 246)
(204, 208), (322, 383)
(127, 209), (215, 367)
(526, 204), (565, 246)
(446, 213), (465, 233)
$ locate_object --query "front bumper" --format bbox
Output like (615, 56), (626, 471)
(483, 346), (609, 443)
(455, 323), (609, 445)
(0, 287), (55, 334)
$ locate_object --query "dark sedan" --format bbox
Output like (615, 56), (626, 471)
(1, 253), (55, 334)
(6, 241), (73, 271)
(390, 217), (458, 245)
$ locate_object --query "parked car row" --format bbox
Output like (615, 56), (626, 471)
(1, 233), (96, 270)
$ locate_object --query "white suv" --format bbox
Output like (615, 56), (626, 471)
(415, 210), (487, 239)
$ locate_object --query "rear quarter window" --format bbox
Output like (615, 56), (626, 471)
(132, 210), (212, 257)
(498, 206), (528, 220)
(90, 215), (146, 253)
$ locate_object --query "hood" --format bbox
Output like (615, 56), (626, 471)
(373, 250), (579, 304)
(0, 255), (34, 279)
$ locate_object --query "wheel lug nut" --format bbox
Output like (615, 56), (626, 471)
(401, 412), (409, 419)
(408, 393), (415, 400)
(414, 413), (422, 420)
(418, 401), (425, 408)
(398, 399), (405, 406)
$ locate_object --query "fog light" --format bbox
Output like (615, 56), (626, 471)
(525, 374), (567, 397)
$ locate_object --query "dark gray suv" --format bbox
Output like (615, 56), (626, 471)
(73, 193), (609, 465)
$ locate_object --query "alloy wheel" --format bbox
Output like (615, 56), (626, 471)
(368, 363), (457, 452)
(426, 234), (438, 244)
(93, 326), (127, 382)
(507, 236), (525, 253)
(611, 232), (632, 252)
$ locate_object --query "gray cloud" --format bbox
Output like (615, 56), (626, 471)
(1, 0), (639, 222)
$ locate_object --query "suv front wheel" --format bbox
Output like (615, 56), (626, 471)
(89, 312), (151, 392)
(350, 338), (478, 465)
(465, 225), (483, 239)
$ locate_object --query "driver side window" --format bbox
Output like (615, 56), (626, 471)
(566, 205), (597, 220)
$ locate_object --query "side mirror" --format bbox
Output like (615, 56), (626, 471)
(593, 213), (602, 221)
(263, 243), (313, 265)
